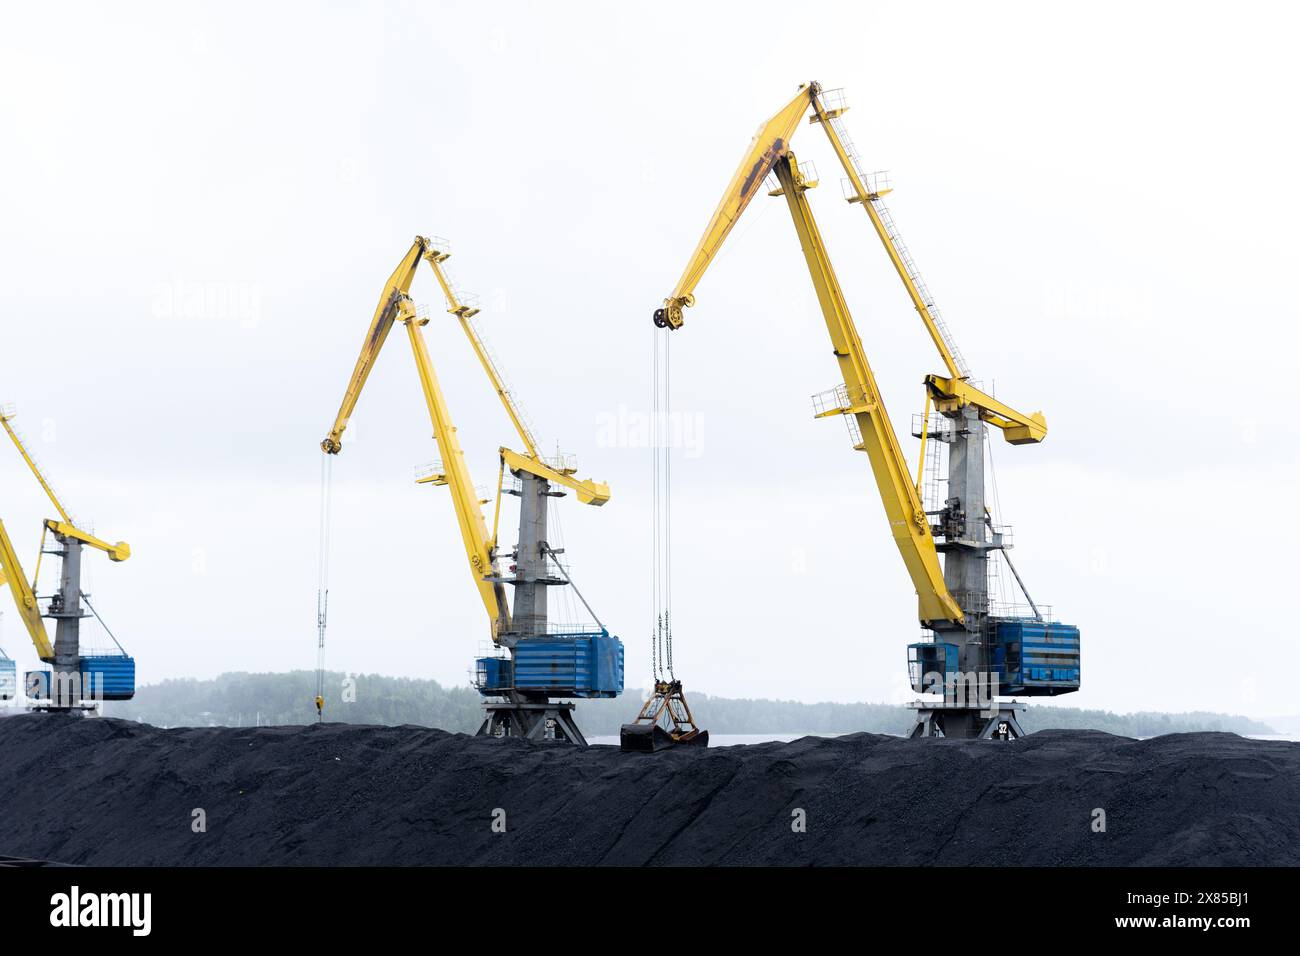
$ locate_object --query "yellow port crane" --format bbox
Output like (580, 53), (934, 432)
(651, 82), (1078, 739)
(0, 407), (134, 709)
(320, 236), (622, 743)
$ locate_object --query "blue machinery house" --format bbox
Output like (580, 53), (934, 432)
(24, 652), (137, 703)
(909, 621), (1081, 697)
(476, 630), (624, 699)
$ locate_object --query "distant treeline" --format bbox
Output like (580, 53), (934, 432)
(102, 671), (1276, 738)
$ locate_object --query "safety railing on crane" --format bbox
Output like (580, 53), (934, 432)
(415, 461), (493, 502)
(987, 601), (1052, 621)
(987, 522), (1014, 550)
(811, 382), (856, 416)
(452, 292), (481, 317)
(540, 554), (570, 581)
(764, 159), (820, 197)
(544, 451), (579, 476)
(910, 411), (958, 443)
(414, 460), (446, 484)
(811, 383), (870, 450)
(841, 169), (892, 202)
(424, 235), (480, 316)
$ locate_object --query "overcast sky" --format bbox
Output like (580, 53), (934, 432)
(1, 1), (1295, 721)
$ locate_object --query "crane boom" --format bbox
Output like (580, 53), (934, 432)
(321, 240), (426, 455)
(402, 299), (510, 635)
(657, 84), (816, 331)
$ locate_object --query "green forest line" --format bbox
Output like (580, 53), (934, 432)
(100, 671), (1277, 738)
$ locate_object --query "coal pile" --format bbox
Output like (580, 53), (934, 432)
(0, 714), (1296, 866)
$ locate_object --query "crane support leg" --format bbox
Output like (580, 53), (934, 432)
(477, 698), (587, 745)
(907, 701), (1027, 740)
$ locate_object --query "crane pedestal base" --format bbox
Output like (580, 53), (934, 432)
(28, 703), (98, 714)
(907, 700), (1027, 740)
(477, 700), (587, 746)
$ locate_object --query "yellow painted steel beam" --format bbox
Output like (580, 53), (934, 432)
(658, 83), (819, 330)
(499, 447), (610, 506)
(915, 390), (932, 495)
(45, 520), (130, 562)
(321, 238), (427, 455)
(926, 376), (1047, 444)
(0, 517), (53, 661)
(401, 298), (511, 639)
(774, 155), (963, 625)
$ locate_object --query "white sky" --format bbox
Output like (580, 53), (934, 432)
(1, 1), (1295, 720)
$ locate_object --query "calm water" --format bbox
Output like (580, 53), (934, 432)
(589, 733), (844, 747)
(591, 731), (1300, 747)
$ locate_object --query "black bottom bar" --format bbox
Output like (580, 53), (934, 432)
(0, 866), (1285, 941)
